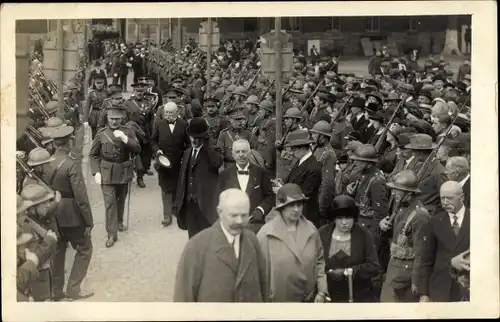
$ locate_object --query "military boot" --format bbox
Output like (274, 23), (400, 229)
(137, 177), (146, 188)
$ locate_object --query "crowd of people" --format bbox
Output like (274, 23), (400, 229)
(16, 35), (471, 303)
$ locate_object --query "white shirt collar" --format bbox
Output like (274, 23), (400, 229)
(220, 222), (240, 253)
(459, 173), (470, 187)
(355, 113), (364, 121)
(299, 151), (313, 166)
(236, 163), (250, 172)
(449, 205), (466, 227)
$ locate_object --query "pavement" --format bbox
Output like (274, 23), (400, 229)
(61, 57), (463, 302)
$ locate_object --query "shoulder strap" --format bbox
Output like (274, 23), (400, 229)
(402, 207), (420, 231)
(49, 157), (68, 186)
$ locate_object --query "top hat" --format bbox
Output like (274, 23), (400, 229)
(187, 117), (209, 137)
(275, 183), (309, 210)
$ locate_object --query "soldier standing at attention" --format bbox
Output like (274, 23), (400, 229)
(89, 104), (141, 248)
(204, 97), (229, 148)
(45, 125), (94, 301)
(84, 75), (109, 140)
(217, 110), (253, 169)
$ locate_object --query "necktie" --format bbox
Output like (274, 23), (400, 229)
(192, 149), (198, 161)
(238, 170), (249, 175)
(231, 237), (239, 259)
(452, 215), (460, 236)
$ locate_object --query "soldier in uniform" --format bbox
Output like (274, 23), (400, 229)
(97, 91), (126, 130)
(89, 104), (141, 248)
(380, 170), (431, 302)
(44, 126), (94, 301)
(217, 109), (253, 169)
(274, 107), (303, 179)
(309, 120), (338, 223)
(126, 81), (155, 187)
(251, 100), (276, 171)
(203, 97), (229, 147)
(84, 75), (109, 139)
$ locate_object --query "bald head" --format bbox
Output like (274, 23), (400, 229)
(217, 189), (250, 235)
(232, 139), (251, 167)
(445, 156), (470, 181)
(163, 102), (178, 121)
(440, 181), (464, 213)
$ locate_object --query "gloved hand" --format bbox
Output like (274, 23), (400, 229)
(95, 173), (102, 185)
(113, 130), (128, 144)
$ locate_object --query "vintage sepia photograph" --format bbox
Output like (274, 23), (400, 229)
(2, 1), (498, 321)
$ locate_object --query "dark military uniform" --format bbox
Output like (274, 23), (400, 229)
(205, 113), (228, 148)
(89, 124), (141, 243)
(381, 200), (430, 302)
(43, 146), (94, 300)
(252, 116), (276, 171)
(314, 143), (338, 219)
(216, 126), (253, 169)
(85, 88), (109, 139)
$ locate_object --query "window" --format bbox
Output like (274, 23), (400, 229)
(408, 17), (418, 31)
(330, 17), (341, 31)
(284, 17), (301, 31)
(243, 18), (258, 32)
(365, 16), (380, 32)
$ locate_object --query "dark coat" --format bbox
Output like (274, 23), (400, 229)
(43, 148), (93, 228)
(88, 69), (108, 88)
(151, 118), (190, 194)
(418, 209), (470, 302)
(360, 123), (377, 144)
(351, 114), (369, 134)
(284, 154), (322, 228)
(318, 223), (380, 302)
(175, 144), (224, 229)
(174, 221), (268, 302)
(217, 163), (274, 233)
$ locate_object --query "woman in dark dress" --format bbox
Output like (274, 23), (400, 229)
(318, 195), (380, 302)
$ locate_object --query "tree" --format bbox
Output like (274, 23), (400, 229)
(441, 16), (462, 56)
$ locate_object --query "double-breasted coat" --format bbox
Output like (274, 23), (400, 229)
(174, 222), (268, 302)
(257, 214), (328, 302)
(151, 118), (190, 194)
(175, 144), (224, 230)
(418, 209), (470, 302)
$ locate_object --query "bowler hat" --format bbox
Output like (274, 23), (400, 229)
(386, 170), (421, 193)
(350, 97), (366, 109)
(284, 129), (313, 148)
(187, 117), (209, 137)
(327, 195), (359, 220)
(405, 133), (437, 150)
(275, 183), (308, 210)
(350, 144), (379, 163)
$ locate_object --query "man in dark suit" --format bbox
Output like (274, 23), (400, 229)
(175, 117), (224, 238)
(419, 181), (470, 302)
(174, 189), (268, 302)
(44, 126), (94, 301)
(217, 139), (274, 234)
(280, 129), (322, 228)
(445, 156), (470, 209)
(151, 102), (190, 227)
(349, 97), (369, 134)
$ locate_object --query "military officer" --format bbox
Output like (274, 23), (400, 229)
(89, 104), (141, 248)
(84, 75), (110, 139)
(217, 109), (253, 169)
(203, 97), (229, 147)
(309, 120), (338, 223)
(97, 91), (126, 130)
(274, 107), (303, 179)
(380, 170), (431, 302)
(251, 100), (276, 171)
(45, 125), (94, 301)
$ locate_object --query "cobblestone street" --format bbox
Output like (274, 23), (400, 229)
(62, 57), (463, 302)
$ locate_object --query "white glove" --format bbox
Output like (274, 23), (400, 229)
(157, 149), (163, 156)
(83, 122), (89, 128)
(113, 130), (128, 144)
(95, 173), (102, 185)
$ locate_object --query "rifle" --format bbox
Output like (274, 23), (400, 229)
(387, 93), (471, 224)
(281, 79), (297, 104)
(331, 83), (361, 124)
(228, 66), (262, 113)
(259, 79), (275, 102)
(374, 98), (405, 152)
(300, 80), (324, 113)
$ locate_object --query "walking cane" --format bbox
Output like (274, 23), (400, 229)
(345, 268), (354, 303)
(126, 179), (132, 230)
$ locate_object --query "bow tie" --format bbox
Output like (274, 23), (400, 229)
(167, 121), (176, 125)
(237, 170), (249, 175)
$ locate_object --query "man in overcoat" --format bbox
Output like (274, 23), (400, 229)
(419, 181), (470, 302)
(174, 117), (224, 238)
(174, 189), (268, 302)
(151, 102), (190, 227)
